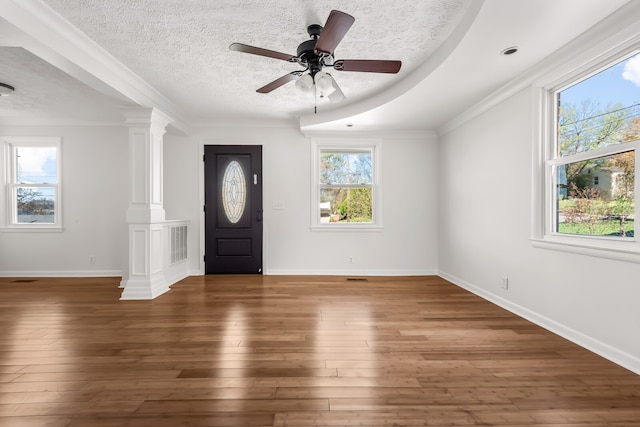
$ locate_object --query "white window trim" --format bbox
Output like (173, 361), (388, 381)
(531, 47), (640, 263)
(310, 138), (382, 231)
(2, 136), (63, 232)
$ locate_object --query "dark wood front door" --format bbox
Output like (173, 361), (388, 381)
(204, 145), (262, 274)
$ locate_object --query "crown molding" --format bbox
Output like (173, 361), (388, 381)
(438, 0), (640, 136)
(301, 129), (437, 140)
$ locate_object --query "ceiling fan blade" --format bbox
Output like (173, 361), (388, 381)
(229, 43), (295, 62)
(256, 73), (298, 93)
(314, 10), (355, 55)
(334, 59), (402, 74)
(328, 75), (345, 103)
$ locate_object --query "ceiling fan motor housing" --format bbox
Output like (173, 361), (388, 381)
(297, 39), (317, 58)
(297, 40), (323, 74)
(298, 25), (328, 75)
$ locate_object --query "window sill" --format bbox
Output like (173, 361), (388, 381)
(1, 226), (63, 233)
(311, 224), (383, 232)
(530, 235), (640, 263)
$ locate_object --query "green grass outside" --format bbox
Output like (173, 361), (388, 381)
(558, 198), (634, 236)
(558, 219), (634, 236)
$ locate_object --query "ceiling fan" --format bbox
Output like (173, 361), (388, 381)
(229, 10), (402, 102)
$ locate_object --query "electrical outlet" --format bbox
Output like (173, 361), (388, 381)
(272, 201), (285, 210)
(501, 276), (509, 290)
(349, 256), (354, 264)
(89, 255), (95, 265)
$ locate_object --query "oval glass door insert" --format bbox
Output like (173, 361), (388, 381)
(222, 160), (246, 223)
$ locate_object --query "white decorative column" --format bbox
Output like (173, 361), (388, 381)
(120, 107), (172, 300)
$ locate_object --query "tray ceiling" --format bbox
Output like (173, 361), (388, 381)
(0, 0), (634, 131)
(40, 0), (471, 124)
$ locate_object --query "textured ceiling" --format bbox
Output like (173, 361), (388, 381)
(0, 0), (634, 131)
(0, 47), (134, 123)
(39, 0), (472, 124)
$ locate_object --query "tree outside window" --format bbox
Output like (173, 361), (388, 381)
(320, 150), (373, 223)
(554, 53), (638, 238)
(311, 141), (380, 229)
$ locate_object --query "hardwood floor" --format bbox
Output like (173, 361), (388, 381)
(0, 275), (639, 426)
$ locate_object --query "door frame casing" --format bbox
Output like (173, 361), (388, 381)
(198, 141), (267, 275)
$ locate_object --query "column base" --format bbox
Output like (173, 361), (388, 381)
(120, 273), (170, 300)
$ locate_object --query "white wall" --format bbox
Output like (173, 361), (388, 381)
(0, 123), (437, 278)
(163, 127), (439, 276)
(438, 88), (640, 373)
(0, 126), (128, 276)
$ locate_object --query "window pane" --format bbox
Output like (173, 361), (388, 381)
(556, 151), (634, 237)
(557, 52), (640, 157)
(17, 186), (56, 224)
(320, 151), (372, 185)
(15, 146), (57, 184)
(320, 187), (372, 223)
(221, 160), (246, 224)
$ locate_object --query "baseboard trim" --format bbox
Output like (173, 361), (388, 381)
(264, 269), (438, 276)
(0, 270), (122, 278)
(438, 270), (640, 376)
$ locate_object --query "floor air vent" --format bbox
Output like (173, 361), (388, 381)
(346, 278), (368, 282)
(11, 279), (37, 283)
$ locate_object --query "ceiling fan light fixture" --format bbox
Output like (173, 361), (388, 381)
(328, 77), (345, 103)
(314, 71), (334, 93)
(295, 74), (314, 93)
(0, 82), (15, 96)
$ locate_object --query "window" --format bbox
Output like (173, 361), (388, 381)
(3, 137), (62, 230)
(221, 160), (246, 224)
(533, 48), (640, 261)
(311, 140), (381, 229)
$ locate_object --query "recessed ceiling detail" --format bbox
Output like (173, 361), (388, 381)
(1, 0), (634, 130)
(40, 0), (473, 123)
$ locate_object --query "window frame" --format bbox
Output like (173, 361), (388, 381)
(310, 139), (382, 230)
(531, 47), (640, 262)
(2, 136), (63, 232)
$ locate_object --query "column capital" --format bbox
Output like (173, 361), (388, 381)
(121, 107), (173, 133)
